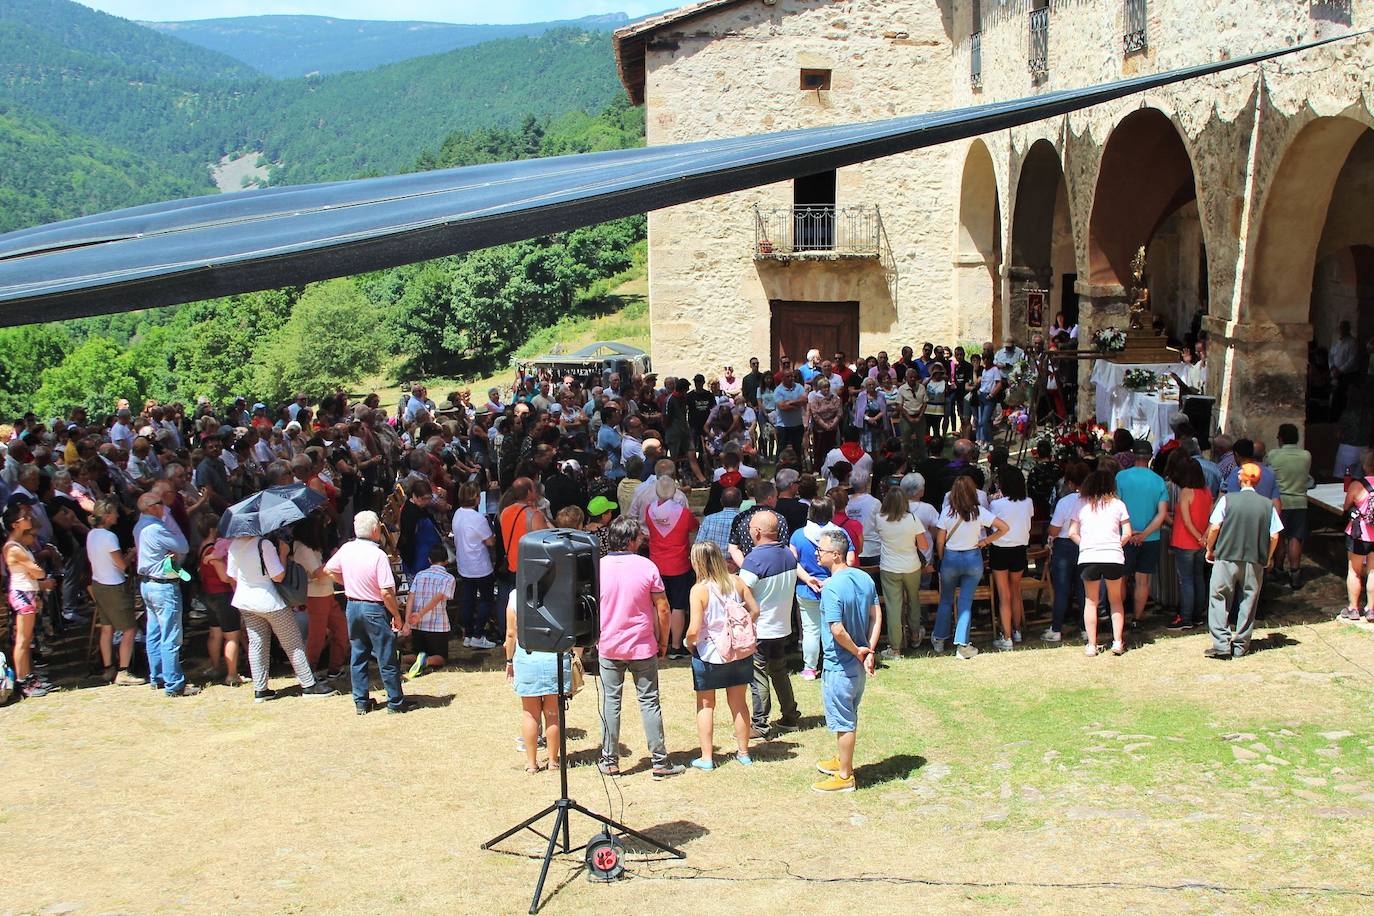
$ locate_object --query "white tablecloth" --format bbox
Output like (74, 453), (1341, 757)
(1091, 360), (1185, 448)
(1307, 483), (1346, 515)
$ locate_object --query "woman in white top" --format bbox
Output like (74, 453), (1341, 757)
(87, 498), (143, 685)
(1042, 461), (1089, 643)
(932, 477), (1009, 660)
(873, 486), (932, 659)
(989, 467), (1035, 651)
(685, 541), (760, 771)
(226, 534), (335, 702)
(1066, 470), (1133, 657)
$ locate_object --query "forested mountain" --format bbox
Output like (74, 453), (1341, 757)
(143, 13), (631, 78)
(0, 1), (625, 191)
(0, 105), (206, 234)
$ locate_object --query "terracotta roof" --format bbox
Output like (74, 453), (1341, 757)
(613, 0), (757, 105)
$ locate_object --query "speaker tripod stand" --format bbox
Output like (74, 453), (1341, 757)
(481, 652), (685, 914)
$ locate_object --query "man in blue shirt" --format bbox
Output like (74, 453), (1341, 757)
(797, 348), (822, 384)
(1115, 441), (1170, 628)
(596, 404), (625, 480)
(1219, 438), (1282, 507)
(813, 530), (880, 794)
(134, 492), (199, 697)
(773, 370), (809, 460)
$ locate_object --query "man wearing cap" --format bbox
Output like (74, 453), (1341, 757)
(1204, 463), (1283, 659)
(1116, 440), (1170, 628)
(135, 491), (200, 697)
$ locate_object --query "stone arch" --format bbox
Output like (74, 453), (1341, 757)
(955, 139), (1002, 344)
(1086, 108), (1206, 341)
(1008, 138), (1074, 339)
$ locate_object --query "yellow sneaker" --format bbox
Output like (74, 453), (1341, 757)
(816, 757), (841, 776)
(811, 773), (856, 793)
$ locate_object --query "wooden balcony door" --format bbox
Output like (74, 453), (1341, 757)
(770, 300), (859, 368)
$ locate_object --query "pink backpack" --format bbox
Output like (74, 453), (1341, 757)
(706, 583), (757, 662)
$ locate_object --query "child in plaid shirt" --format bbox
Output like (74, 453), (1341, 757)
(404, 544), (456, 678)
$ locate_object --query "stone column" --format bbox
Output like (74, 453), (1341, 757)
(1204, 316), (1313, 445)
(1074, 281), (1132, 423)
(954, 253), (998, 346)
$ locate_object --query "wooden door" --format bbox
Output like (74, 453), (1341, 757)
(770, 300), (859, 368)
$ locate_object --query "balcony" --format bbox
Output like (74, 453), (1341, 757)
(753, 206), (884, 260)
(970, 32), (983, 88)
(1310, 0), (1353, 24)
(1028, 7), (1049, 79)
(1124, 0), (1147, 53)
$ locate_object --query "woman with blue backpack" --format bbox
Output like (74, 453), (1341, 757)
(685, 541), (760, 771)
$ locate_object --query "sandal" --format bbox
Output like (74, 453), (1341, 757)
(524, 762), (546, 774)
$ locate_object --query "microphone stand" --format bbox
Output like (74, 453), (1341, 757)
(482, 650), (685, 913)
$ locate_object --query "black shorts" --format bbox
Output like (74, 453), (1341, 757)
(202, 591), (241, 631)
(412, 628), (451, 659)
(1281, 509), (1308, 543)
(989, 544), (1028, 573)
(1122, 540), (1162, 577)
(1079, 562), (1125, 582)
(661, 570), (696, 610)
(1347, 535), (1374, 556)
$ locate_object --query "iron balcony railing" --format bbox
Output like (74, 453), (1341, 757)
(1028, 7), (1049, 78)
(1124, 0), (1147, 53)
(753, 206), (883, 258)
(1310, 0), (1353, 22)
(970, 31), (983, 88)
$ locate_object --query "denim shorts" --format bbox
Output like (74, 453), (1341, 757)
(1122, 540), (1161, 577)
(821, 667), (866, 733)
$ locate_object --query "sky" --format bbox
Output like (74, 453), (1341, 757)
(80, 0), (667, 23)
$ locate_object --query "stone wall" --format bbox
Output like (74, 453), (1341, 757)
(636, 0), (1374, 442)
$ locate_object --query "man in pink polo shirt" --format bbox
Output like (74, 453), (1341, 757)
(597, 516), (684, 780)
(325, 510), (414, 715)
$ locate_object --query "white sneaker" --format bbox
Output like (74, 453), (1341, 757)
(955, 644), (979, 660)
(1012, 629), (1022, 644)
(470, 637), (497, 650)
(1040, 628), (1062, 643)
(1111, 640), (1125, 656)
(1084, 643), (1099, 657)
(879, 647), (901, 660)
(462, 637), (473, 648)
(992, 637), (1013, 652)
(931, 637), (947, 654)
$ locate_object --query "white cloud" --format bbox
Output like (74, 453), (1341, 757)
(80, 0), (667, 24)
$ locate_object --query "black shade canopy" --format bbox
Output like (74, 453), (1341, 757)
(0, 33), (1361, 327)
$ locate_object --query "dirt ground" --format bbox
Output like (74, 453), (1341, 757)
(4, 568), (1374, 915)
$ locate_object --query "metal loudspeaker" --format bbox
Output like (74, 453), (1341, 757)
(515, 528), (599, 652)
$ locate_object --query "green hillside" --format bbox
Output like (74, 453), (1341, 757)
(0, 105), (208, 234)
(143, 13), (630, 78)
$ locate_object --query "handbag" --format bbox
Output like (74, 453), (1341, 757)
(567, 653), (585, 696)
(260, 538), (309, 607)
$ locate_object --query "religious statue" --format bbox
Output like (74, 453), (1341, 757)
(1128, 245), (1152, 330)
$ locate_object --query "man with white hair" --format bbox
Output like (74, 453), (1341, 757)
(629, 458), (687, 524)
(798, 348), (822, 384)
(325, 511), (415, 714)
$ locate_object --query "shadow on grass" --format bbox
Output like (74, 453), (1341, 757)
(619, 818), (709, 854)
(408, 692), (457, 709)
(747, 740), (800, 762)
(1244, 631), (1299, 654)
(853, 753), (927, 787)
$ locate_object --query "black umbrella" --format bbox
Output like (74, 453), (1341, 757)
(217, 484), (326, 538)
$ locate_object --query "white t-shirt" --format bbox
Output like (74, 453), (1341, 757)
(874, 512), (924, 574)
(226, 537), (287, 613)
(86, 527), (125, 586)
(846, 492), (882, 558)
(938, 506), (996, 552)
(451, 507), (495, 578)
(713, 465), (759, 482)
(1074, 498), (1131, 564)
(990, 497), (1034, 547)
(978, 366), (1004, 397)
(909, 500), (940, 548)
(942, 490), (990, 514)
(821, 448), (874, 492)
(1048, 492), (1083, 539)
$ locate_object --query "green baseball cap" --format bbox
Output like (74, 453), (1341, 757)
(587, 496), (618, 517)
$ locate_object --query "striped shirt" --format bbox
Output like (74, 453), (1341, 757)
(695, 507), (739, 552)
(409, 565), (456, 632)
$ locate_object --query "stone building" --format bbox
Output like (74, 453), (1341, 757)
(613, 0), (1374, 450)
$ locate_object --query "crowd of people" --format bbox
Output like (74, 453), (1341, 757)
(0, 335), (1331, 791)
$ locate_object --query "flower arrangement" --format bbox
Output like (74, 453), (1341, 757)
(1123, 368), (1158, 391)
(1092, 327), (1127, 352)
(1006, 357), (1039, 391)
(1039, 420), (1106, 462)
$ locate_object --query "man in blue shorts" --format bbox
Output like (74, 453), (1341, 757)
(812, 530), (881, 793)
(1116, 441), (1169, 628)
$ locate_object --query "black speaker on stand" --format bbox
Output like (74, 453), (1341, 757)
(1182, 395), (1215, 449)
(482, 528), (684, 913)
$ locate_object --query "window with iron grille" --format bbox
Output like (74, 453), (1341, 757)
(1124, 0), (1147, 54)
(1310, 0), (1353, 25)
(1028, 4), (1049, 78)
(971, 32), (983, 88)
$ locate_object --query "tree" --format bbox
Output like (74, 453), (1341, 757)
(32, 335), (165, 419)
(255, 279), (384, 402)
(0, 324), (72, 417)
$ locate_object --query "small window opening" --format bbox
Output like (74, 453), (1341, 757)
(800, 68), (832, 91)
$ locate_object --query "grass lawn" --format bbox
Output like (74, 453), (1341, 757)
(4, 569), (1374, 914)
